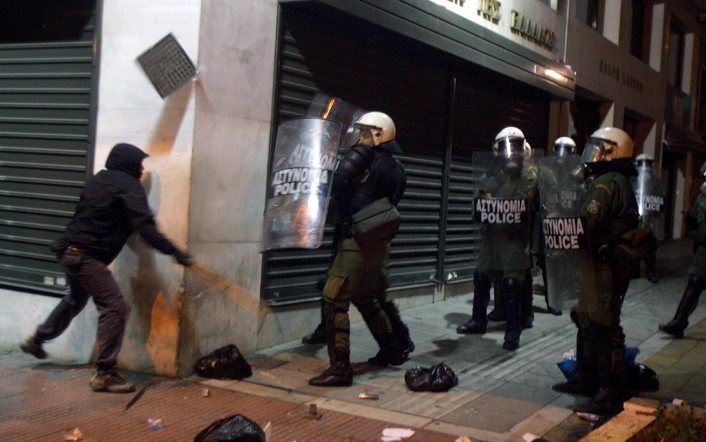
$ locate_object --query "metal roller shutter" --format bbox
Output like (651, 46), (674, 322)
(0, 2), (97, 296)
(263, 4), (447, 304)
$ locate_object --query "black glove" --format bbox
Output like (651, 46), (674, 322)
(173, 249), (193, 267)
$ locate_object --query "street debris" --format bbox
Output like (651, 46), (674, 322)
(358, 392), (379, 400)
(147, 418), (164, 431)
(124, 380), (158, 411)
(194, 344), (252, 380)
(381, 428), (415, 441)
(194, 414), (266, 442)
(453, 438), (472, 442)
(202, 388), (211, 397)
(523, 433), (549, 441)
(304, 403), (323, 420)
(576, 412), (601, 422)
(404, 362), (458, 392)
(63, 428), (83, 441)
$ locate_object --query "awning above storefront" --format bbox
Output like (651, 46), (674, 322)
(664, 125), (706, 153)
(280, 0), (575, 100)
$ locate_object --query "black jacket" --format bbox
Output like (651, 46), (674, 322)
(55, 143), (182, 264)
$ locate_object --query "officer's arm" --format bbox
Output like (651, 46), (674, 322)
(332, 145), (375, 194)
(582, 183), (612, 238)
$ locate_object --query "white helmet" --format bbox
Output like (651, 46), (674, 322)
(493, 126), (529, 159)
(353, 111), (396, 146)
(635, 153), (654, 168)
(581, 127), (633, 163)
(553, 136), (576, 157)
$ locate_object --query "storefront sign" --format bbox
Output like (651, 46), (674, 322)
(427, 0), (556, 54)
(599, 59), (644, 93)
(510, 10), (554, 50)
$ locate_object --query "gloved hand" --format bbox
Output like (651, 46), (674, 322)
(173, 249), (193, 267)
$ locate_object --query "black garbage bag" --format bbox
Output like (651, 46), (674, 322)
(626, 363), (660, 392)
(194, 344), (252, 380)
(405, 366), (432, 392)
(405, 362), (457, 392)
(194, 414), (265, 442)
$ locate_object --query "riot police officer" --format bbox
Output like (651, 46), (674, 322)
(632, 153), (665, 283)
(308, 111), (409, 387)
(659, 162), (706, 338)
(457, 127), (537, 351)
(554, 127), (639, 417)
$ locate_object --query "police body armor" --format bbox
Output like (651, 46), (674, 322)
(536, 154), (596, 312)
(631, 164), (666, 240)
(262, 118), (341, 250)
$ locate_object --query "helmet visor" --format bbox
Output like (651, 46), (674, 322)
(581, 137), (616, 163)
(553, 143), (576, 157)
(493, 137), (526, 159)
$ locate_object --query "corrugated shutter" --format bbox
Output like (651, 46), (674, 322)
(0, 3), (96, 295)
(443, 71), (550, 283)
(263, 4), (447, 304)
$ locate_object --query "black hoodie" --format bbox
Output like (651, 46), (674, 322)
(56, 143), (181, 264)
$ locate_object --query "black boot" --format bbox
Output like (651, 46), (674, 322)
(646, 255), (659, 283)
(302, 322), (327, 345)
(381, 300), (415, 354)
(521, 270), (534, 329)
(458, 273), (490, 334)
(553, 315), (598, 396)
(368, 333), (409, 366)
(573, 386), (623, 416)
(503, 278), (522, 351)
(308, 359), (353, 386)
(660, 274), (703, 338)
(488, 278), (505, 322)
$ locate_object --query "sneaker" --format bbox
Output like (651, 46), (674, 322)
(90, 369), (135, 393)
(20, 337), (47, 360)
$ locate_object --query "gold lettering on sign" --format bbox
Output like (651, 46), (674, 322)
(477, 0), (501, 24)
(510, 10), (555, 50)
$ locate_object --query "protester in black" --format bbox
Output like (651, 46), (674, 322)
(21, 143), (191, 393)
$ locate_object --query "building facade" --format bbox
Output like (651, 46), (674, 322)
(0, 0), (702, 376)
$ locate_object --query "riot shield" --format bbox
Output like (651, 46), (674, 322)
(261, 118), (341, 251)
(536, 154), (596, 312)
(632, 164), (666, 240)
(471, 151), (535, 277)
(306, 93), (367, 154)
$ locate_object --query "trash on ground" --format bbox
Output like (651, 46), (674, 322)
(194, 344), (252, 380)
(404, 362), (458, 392)
(381, 428), (415, 441)
(358, 392), (379, 400)
(453, 438), (472, 442)
(576, 412), (601, 422)
(202, 388), (211, 397)
(523, 433), (549, 442)
(195, 414), (266, 442)
(147, 418), (164, 431)
(63, 428), (83, 441)
(263, 421), (272, 441)
(304, 403), (323, 420)
(124, 380), (158, 411)
(670, 398), (684, 406)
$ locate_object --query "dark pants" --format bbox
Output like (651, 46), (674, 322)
(35, 248), (128, 371)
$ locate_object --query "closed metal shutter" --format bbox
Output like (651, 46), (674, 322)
(0, 3), (97, 296)
(264, 5), (447, 304)
(264, 4), (550, 304)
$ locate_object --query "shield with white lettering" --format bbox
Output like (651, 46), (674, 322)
(536, 154), (596, 311)
(632, 164), (666, 240)
(261, 118), (342, 251)
(471, 151), (536, 276)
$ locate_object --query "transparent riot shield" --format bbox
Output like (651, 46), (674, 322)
(261, 118), (342, 250)
(471, 151), (535, 277)
(306, 93), (367, 155)
(632, 164), (666, 240)
(536, 154), (596, 312)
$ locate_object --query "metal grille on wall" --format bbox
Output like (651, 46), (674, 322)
(263, 4), (549, 304)
(0, 2), (97, 296)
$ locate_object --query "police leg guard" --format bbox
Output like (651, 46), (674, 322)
(457, 272), (491, 334)
(380, 299), (415, 354)
(521, 269), (534, 329)
(488, 277), (506, 322)
(646, 254), (659, 283)
(660, 274), (703, 338)
(502, 278), (522, 351)
(553, 311), (598, 396)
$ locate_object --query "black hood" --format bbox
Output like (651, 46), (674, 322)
(585, 158), (638, 180)
(105, 143), (148, 178)
(380, 139), (403, 154)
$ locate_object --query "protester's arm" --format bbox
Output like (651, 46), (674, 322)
(121, 182), (192, 265)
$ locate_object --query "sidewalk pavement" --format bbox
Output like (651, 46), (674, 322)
(2, 239), (705, 441)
